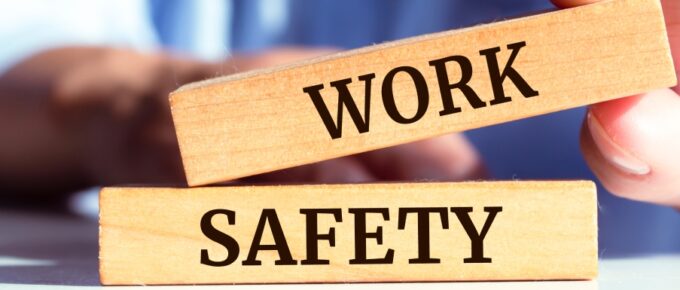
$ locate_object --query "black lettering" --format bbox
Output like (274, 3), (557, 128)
(429, 55), (485, 115)
(304, 74), (376, 139)
(300, 208), (342, 265)
(242, 209), (297, 266)
(348, 208), (394, 264)
(479, 41), (538, 105)
(382, 66), (429, 124)
(397, 207), (449, 264)
(200, 209), (240, 267)
(451, 206), (502, 263)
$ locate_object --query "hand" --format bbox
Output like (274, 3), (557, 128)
(0, 46), (340, 195)
(553, 0), (680, 208)
(54, 47), (340, 186)
(245, 134), (485, 184)
(0, 47), (215, 193)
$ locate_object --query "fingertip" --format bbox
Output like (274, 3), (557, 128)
(357, 134), (485, 181)
(314, 158), (377, 183)
(585, 110), (650, 176)
(589, 90), (679, 157)
(246, 158), (377, 184)
(582, 90), (680, 207)
(550, 0), (602, 9)
(580, 116), (649, 202)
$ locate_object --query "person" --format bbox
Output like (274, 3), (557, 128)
(0, 0), (678, 256)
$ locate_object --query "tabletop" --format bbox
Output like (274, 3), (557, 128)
(1, 209), (678, 290)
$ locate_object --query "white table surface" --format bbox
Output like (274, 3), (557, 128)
(1, 209), (678, 290)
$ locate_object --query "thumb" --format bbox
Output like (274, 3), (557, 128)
(581, 90), (680, 208)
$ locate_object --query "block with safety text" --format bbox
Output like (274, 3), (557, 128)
(99, 181), (598, 285)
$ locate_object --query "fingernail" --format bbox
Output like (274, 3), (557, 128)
(587, 112), (651, 175)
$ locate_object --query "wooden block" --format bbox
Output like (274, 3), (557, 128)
(170, 0), (676, 186)
(99, 181), (598, 285)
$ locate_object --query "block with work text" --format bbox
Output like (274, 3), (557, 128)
(170, 0), (676, 186)
(99, 181), (598, 285)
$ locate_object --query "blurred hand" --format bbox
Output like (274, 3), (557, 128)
(0, 46), (342, 194)
(553, 0), (680, 208)
(246, 134), (485, 184)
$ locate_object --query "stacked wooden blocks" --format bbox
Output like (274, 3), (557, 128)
(99, 0), (676, 285)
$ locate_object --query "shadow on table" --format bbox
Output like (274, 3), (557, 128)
(0, 210), (99, 286)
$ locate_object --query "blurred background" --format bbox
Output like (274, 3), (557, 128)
(0, 2), (678, 280)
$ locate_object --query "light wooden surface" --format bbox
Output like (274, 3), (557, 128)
(170, 0), (676, 186)
(99, 181), (597, 285)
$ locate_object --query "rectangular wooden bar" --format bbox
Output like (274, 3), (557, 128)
(170, 0), (676, 186)
(99, 181), (598, 285)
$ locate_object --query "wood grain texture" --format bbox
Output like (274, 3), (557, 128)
(170, 0), (676, 186)
(99, 181), (598, 285)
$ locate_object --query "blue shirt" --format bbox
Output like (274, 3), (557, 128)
(2, 0), (678, 256)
